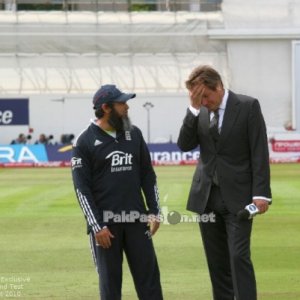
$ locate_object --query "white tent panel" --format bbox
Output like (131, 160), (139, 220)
(222, 0), (296, 28)
(226, 39), (292, 128)
(0, 52), (228, 94)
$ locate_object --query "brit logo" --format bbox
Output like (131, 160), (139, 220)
(105, 151), (133, 172)
(71, 157), (83, 170)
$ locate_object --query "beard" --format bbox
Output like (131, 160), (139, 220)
(108, 107), (133, 132)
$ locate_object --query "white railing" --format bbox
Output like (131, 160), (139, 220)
(0, 0), (222, 12)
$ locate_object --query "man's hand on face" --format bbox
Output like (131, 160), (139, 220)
(189, 83), (205, 110)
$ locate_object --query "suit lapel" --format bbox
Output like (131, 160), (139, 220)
(218, 91), (240, 149)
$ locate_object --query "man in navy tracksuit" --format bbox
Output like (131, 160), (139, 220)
(71, 84), (163, 300)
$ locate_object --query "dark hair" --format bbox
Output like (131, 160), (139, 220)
(185, 65), (223, 91)
(94, 102), (114, 119)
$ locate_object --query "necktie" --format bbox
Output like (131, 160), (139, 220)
(209, 110), (220, 186)
(209, 109), (220, 142)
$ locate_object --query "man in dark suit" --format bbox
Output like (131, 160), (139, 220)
(177, 65), (272, 300)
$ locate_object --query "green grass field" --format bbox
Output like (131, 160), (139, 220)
(0, 165), (299, 300)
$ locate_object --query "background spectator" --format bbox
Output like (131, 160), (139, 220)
(35, 134), (54, 145)
(60, 134), (74, 144)
(10, 133), (29, 144)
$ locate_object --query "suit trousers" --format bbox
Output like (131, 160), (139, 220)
(199, 185), (257, 300)
(90, 222), (163, 300)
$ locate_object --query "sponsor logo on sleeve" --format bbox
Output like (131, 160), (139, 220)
(71, 157), (83, 170)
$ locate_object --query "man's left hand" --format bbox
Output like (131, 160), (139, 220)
(253, 199), (269, 214)
(148, 215), (160, 236)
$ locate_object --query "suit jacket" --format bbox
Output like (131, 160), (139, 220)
(177, 90), (272, 214)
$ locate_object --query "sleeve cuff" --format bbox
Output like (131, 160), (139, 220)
(252, 196), (272, 202)
(189, 105), (200, 116)
(92, 224), (107, 234)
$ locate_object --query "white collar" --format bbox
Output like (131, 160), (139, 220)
(219, 89), (229, 110)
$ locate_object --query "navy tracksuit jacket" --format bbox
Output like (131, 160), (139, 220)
(71, 121), (160, 232)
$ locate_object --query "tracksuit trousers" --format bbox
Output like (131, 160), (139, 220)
(90, 222), (163, 300)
